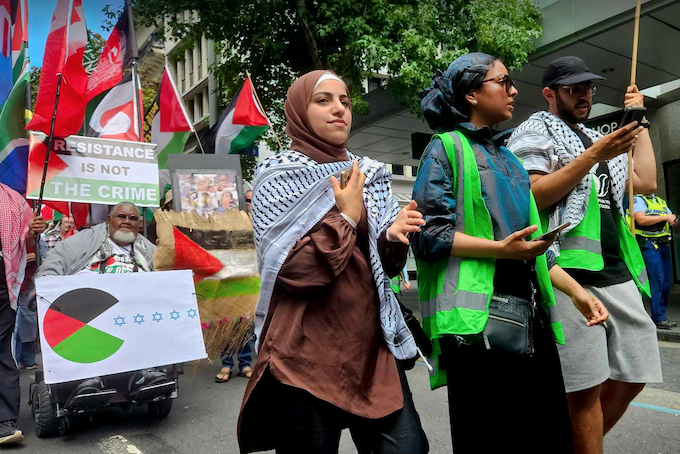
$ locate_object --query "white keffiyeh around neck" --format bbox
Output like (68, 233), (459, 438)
(508, 111), (629, 256)
(251, 150), (417, 360)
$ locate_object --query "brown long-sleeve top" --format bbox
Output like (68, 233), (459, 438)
(238, 207), (409, 453)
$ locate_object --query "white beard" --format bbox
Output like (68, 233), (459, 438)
(111, 229), (137, 246)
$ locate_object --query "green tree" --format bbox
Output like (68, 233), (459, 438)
(137, 0), (541, 152)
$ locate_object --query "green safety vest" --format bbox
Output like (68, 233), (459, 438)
(544, 184), (651, 297)
(416, 131), (565, 391)
(390, 276), (401, 294)
(625, 195), (671, 239)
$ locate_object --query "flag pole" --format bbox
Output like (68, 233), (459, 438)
(628, 0), (642, 235)
(36, 73), (63, 215)
(132, 60), (148, 237)
(193, 130), (206, 154)
(245, 70), (284, 151)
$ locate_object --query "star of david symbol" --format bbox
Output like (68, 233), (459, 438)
(152, 312), (163, 323)
(114, 316), (125, 327)
(170, 310), (180, 321)
(133, 314), (145, 325)
(187, 309), (198, 318)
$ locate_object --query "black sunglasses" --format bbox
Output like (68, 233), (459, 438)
(481, 74), (515, 94)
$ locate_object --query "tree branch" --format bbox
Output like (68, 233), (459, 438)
(296, 0), (323, 69)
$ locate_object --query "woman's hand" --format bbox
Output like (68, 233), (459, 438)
(496, 225), (554, 260)
(387, 200), (426, 244)
(330, 160), (366, 225)
(571, 287), (609, 327)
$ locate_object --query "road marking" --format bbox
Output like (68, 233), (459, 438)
(97, 435), (145, 454)
(629, 402), (680, 415)
(659, 341), (680, 349)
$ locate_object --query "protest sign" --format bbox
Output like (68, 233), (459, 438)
(36, 270), (206, 384)
(26, 133), (160, 207)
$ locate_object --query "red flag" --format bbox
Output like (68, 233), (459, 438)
(159, 67), (191, 132)
(26, 0), (88, 137)
(43, 201), (88, 228)
(86, 0), (138, 101)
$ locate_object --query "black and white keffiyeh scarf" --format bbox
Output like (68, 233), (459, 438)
(509, 111), (628, 256)
(251, 150), (417, 361)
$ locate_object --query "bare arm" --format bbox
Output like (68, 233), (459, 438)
(529, 151), (597, 210)
(451, 226), (553, 260)
(634, 211), (674, 227)
(549, 265), (608, 326)
(531, 121), (643, 210)
(625, 86), (657, 193)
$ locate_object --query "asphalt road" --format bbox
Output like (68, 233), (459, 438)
(7, 289), (680, 454)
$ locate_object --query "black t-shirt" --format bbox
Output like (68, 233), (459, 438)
(566, 129), (631, 287)
(0, 240), (9, 307)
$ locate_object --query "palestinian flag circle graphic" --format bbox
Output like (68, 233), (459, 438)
(43, 288), (124, 363)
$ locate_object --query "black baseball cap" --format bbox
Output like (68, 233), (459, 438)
(542, 56), (606, 87)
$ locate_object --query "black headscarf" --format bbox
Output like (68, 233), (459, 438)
(420, 52), (498, 131)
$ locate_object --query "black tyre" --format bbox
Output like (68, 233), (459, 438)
(147, 398), (173, 418)
(33, 382), (60, 438)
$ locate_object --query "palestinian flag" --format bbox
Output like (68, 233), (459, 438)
(214, 76), (268, 154)
(146, 66), (192, 170)
(153, 210), (259, 358)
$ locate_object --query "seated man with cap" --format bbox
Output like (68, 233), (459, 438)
(507, 56), (661, 453)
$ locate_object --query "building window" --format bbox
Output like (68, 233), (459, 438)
(196, 93), (203, 118)
(187, 49), (194, 84)
(392, 164), (404, 176)
(187, 99), (194, 123)
(367, 77), (383, 93)
(197, 40), (203, 72)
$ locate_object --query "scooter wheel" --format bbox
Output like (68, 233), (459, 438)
(33, 382), (59, 438)
(147, 398), (173, 418)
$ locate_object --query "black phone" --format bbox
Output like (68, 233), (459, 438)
(618, 107), (647, 129)
(532, 222), (571, 242)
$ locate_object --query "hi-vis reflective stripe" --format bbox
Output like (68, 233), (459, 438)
(421, 290), (489, 318)
(561, 236), (601, 254)
(638, 268), (649, 286)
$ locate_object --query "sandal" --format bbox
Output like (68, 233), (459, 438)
(215, 367), (232, 383)
(238, 367), (253, 378)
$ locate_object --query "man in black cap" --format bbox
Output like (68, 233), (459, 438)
(507, 56), (661, 453)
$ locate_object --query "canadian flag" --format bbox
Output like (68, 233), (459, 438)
(87, 73), (143, 141)
(26, 0), (88, 137)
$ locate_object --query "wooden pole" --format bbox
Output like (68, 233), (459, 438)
(246, 70), (284, 151)
(628, 0), (642, 234)
(132, 60), (149, 237)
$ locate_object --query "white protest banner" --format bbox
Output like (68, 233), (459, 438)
(26, 133), (160, 207)
(36, 270), (206, 384)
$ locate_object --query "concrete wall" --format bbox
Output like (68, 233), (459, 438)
(648, 99), (680, 199)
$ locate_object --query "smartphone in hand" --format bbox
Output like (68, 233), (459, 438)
(532, 222), (571, 242)
(340, 169), (353, 189)
(618, 107), (646, 129)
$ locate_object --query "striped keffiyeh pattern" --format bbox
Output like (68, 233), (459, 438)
(251, 150), (417, 360)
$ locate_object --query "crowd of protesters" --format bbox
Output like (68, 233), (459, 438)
(0, 53), (672, 454)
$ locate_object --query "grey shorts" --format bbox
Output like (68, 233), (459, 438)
(553, 279), (663, 393)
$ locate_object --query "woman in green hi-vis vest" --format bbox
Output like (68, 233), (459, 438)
(411, 53), (609, 454)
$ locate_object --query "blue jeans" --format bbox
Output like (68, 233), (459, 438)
(221, 337), (253, 369)
(641, 238), (672, 323)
